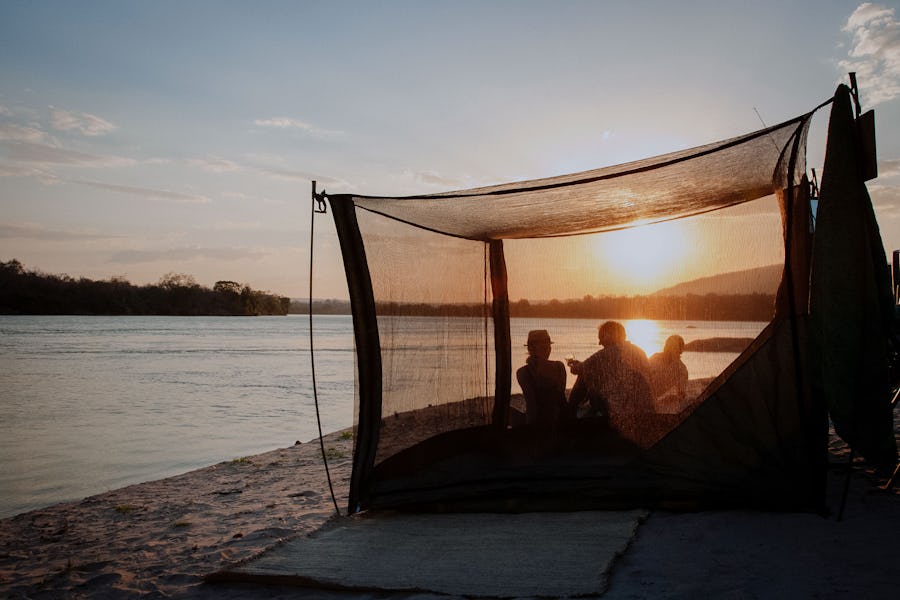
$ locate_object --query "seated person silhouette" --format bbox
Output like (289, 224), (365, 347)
(648, 335), (689, 412)
(516, 329), (567, 426)
(567, 321), (654, 432)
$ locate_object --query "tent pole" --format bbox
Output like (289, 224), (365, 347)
(878, 387), (900, 491)
(330, 195), (382, 513)
(837, 448), (855, 521)
(489, 240), (512, 428)
(881, 462), (900, 491)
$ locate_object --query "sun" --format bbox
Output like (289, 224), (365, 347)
(623, 319), (664, 357)
(590, 220), (690, 293)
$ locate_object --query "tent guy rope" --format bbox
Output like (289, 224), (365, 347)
(308, 179), (341, 516)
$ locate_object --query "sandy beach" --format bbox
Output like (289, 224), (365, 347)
(1, 425), (897, 599)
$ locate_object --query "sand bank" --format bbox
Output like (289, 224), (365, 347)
(1, 426), (897, 599)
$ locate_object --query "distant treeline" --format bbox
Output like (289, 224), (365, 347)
(509, 294), (775, 321)
(290, 293), (776, 321)
(0, 259), (290, 316)
(289, 299), (352, 314)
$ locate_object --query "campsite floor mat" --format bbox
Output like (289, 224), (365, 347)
(208, 510), (647, 598)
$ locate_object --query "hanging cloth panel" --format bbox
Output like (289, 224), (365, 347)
(809, 84), (898, 470)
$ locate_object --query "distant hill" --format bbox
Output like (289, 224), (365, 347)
(652, 264), (782, 296)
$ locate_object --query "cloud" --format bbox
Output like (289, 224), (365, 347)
(1, 140), (134, 167)
(219, 191), (286, 206)
(109, 246), (265, 264)
(0, 222), (119, 241)
(183, 153), (346, 192)
(0, 123), (54, 144)
(254, 165), (319, 182)
(408, 169), (468, 188)
(0, 163), (46, 177)
(187, 157), (242, 173)
(870, 184), (900, 218)
(144, 157), (174, 165)
(50, 108), (116, 136)
(839, 3), (900, 106)
(877, 157), (900, 178)
(253, 117), (344, 138)
(69, 178), (211, 204)
(254, 117), (313, 129)
(210, 220), (262, 231)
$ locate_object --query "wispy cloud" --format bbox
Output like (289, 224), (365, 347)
(144, 157), (174, 166)
(0, 123), (54, 144)
(50, 108), (116, 136)
(877, 157), (900, 178)
(0, 163), (46, 178)
(871, 184), (900, 218)
(69, 178), (211, 204)
(0, 222), (119, 241)
(254, 165), (318, 182)
(210, 220), (262, 231)
(219, 191), (285, 206)
(183, 153), (346, 190)
(109, 246), (265, 264)
(187, 157), (242, 173)
(840, 3), (900, 106)
(1, 140), (134, 167)
(868, 160), (900, 217)
(408, 169), (467, 188)
(253, 116), (343, 138)
(254, 117), (312, 129)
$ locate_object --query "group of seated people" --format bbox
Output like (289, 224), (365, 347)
(515, 321), (689, 431)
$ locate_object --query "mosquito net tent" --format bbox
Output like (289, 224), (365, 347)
(326, 84), (896, 514)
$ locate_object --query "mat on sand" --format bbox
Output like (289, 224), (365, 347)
(208, 510), (647, 598)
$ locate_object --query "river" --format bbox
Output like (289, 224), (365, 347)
(0, 314), (764, 518)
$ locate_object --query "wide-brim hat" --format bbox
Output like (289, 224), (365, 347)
(525, 329), (553, 346)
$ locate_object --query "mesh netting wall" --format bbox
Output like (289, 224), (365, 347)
(346, 192), (791, 507)
(501, 196), (786, 448)
(354, 209), (495, 463)
(332, 107), (830, 512)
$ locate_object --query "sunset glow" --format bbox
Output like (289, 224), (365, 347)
(591, 221), (691, 293)
(0, 3), (898, 300)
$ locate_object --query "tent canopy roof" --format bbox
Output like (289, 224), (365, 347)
(337, 113), (812, 241)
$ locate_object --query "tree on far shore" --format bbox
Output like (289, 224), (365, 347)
(0, 259), (289, 316)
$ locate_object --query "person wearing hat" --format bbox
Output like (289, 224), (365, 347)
(516, 329), (567, 426)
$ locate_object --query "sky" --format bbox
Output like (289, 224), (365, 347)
(2, 1), (900, 300)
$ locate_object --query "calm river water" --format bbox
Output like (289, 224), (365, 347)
(0, 314), (764, 518)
